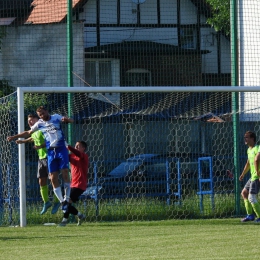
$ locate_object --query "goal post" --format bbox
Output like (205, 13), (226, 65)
(17, 87), (26, 227)
(13, 86), (260, 227)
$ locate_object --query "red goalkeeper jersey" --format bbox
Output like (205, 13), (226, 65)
(68, 145), (89, 191)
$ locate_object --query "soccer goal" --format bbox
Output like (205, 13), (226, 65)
(1, 86), (260, 227)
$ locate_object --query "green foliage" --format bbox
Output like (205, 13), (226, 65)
(0, 194), (237, 226)
(0, 79), (15, 98)
(0, 83), (48, 114)
(0, 80), (16, 115)
(24, 93), (48, 112)
(206, 0), (230, 36)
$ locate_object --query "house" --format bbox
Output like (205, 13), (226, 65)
(0, 0), (231, 89)
(80, 0), (230, 89)
(0, 0), (232, 158)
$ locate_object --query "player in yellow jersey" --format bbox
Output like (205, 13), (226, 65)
(239, 131), (260, 222)
(7, 114), (60, 215)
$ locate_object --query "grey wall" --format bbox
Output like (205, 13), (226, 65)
(0, 23), (85, 87)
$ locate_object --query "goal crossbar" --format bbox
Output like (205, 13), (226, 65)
(17, 86), (260, 94)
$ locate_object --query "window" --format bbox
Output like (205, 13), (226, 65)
(85, 60), (120, 86)
(125, 69), (151, 86)
(85, 59), (120, 104)
(180, 28), (196, 49)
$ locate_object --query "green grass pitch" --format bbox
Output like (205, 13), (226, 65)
(0, 219), (259, 260)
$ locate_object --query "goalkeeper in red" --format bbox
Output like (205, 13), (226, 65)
(239, 131), (260, 222)
(58, 141), (89, 226)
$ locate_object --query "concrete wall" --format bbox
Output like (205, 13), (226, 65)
(0, 23), (85, 87)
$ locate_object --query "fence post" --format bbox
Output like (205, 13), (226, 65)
(93, 162), (99, 218)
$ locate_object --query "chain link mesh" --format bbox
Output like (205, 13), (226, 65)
(0, 0), (260, 225)
(0, 90), (259, 225)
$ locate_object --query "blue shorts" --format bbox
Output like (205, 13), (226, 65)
(47, 146), (69, 173)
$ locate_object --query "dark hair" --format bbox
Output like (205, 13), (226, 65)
(27, 113), (39, 119)
(245, 131), (256, 142)
(77, 141), (87, 151)
(36, 106), (47, 112)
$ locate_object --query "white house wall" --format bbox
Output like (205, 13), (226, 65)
(201, 28), (231, 74)
(84, 28), (97, 47)
(139, 0), (158, 24)
(180, 0), (197, 23)
(158, 0), (177, 24)
(221, 36), (231, 73)
(120, 0), (137, 24)
(238, 0), (260, 121)
(81, 0), (96, 23)
(201, 28), (218, 74)
(0, 23), (85, 88)
(100, 27), (179, 46)
(199, 14), (207, 24)
(84, 27), (179, 48)
(100, 0), (117, 24)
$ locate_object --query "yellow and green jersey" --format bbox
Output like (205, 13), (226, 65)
(248, 145), (260, 181)
(31, 130), (47, 160)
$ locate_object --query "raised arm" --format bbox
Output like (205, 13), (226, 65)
(61, 117), (74, 123)
(67, 145), (83, 158)
(7, 131), (31, 142)
(16, 137), (34, 144)
(16, 136), (45, 150)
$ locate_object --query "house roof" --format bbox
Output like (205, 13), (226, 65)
(25, 0), (87, 24)
(85, 41), (210, 58)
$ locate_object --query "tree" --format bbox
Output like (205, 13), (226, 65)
(206, 0), (230, 36)
(0, 79), (15, 97)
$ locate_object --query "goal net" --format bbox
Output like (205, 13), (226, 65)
(0, 86), (259, 226)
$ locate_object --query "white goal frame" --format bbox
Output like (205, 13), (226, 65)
(17, 86), (258, 227)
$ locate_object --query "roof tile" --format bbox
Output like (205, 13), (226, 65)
(26, 0), (82, 24)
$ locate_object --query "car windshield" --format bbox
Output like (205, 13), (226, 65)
(108, 161), (141, 177)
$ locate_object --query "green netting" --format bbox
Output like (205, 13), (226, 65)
(0, 0), (260, 226)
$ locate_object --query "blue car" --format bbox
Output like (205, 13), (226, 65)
(84, 152), (210, 198)
(84, 154), (171, 199)
(83, 153), (231, 201)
